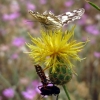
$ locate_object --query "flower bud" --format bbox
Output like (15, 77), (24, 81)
(49, 65), (72, 85)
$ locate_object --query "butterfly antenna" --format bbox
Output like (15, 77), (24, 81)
(26, 20), (38, 23)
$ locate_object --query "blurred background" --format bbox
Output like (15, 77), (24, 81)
(0, 0), (100, 100)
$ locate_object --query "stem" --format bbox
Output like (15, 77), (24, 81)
(0, 73), (11, 87)
(0, 73), (21, 100)
(62, 85), (71, 100)
(12, 65), (19, 84)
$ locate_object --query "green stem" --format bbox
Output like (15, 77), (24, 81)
(0, 73), (11, 87)
(86, 1), (100, 11)
(0, 73), (21, 100)
(13, 65), (19, 84)
(62, 85), (71, 100)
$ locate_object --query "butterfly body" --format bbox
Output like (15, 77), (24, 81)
(29, 10), (62, 30)
(29, 8), (85, 30)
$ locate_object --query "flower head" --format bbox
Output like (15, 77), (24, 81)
(12, 37), (26, 47)
(64, 0), (74, 7)
(27, 26), (88, 72)
(94, 52), (100, 58)
(85, 25), (100, 35)
(11, 53), (19, 59)
(27, 2), (36, 10)
(21, 89), (36, 100)
(21, 80), (39, 100)
(2, 12), (20, 21)
(3, 88), (15, 98)
(40, 0), (47, 4)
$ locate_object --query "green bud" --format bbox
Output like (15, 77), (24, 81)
(49, 65), (72, 85)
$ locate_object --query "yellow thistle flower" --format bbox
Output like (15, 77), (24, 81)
(26, 26), (88, 72)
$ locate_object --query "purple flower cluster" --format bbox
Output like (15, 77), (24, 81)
(22, 80), (40, 100)
(78, 14), (88, 25)
(11, 53), (19, 59)
(12, 37), (26, 47)
(64, 0), (74, 7)
(3, 88), (15, 98)
(22, 89), (36, 100)
(84, 3), (90, 10)
(85, 25), (100, 35)
(94, 52), (100, 58)
(2, 12), (20, 21)
(27, 2), (36, 10)
(39, 0), (47, 4)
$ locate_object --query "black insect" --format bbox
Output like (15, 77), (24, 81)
(34, 64), (60, 100)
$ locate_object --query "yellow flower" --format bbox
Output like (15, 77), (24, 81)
(27, 26), (88, 72)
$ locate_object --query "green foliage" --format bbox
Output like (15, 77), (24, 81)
(86, 0), (100, 11)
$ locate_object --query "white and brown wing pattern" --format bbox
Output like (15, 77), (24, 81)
(28, 10), (62, 30)
(57, 8), (85, 25)
(28, 8), (85, 30)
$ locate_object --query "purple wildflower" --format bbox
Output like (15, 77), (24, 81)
(27, 2), (36, 10)
(31, 80), (40, 86)
(2, 12), (20, 21)
(85, 25), (100, 35)
(21, 80), (40, 99)
(22, 89), (36, 100)
(84, 3), (90, 10)
(12, 37), (26, 47)
(94, 52), (100, 58)
(64, 0), (74, 7)
(9, 12), (20, 20)
(31, 80), (41, 93)
(10, 1), (20, 12)
(77, 14), (87, 25)
(2, 14), (9, 21)
(11, 53), (18, 59)
(3, 88), (15, 98)
(40, 0), (47, 4)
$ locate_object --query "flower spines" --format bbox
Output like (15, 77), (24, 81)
(27, 26), (88, 73)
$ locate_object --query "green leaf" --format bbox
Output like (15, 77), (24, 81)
(86, 1), (100, 11)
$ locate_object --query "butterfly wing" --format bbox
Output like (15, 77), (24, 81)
(28, 10), (62, 30)
(28, 10), (47, 23)
(28, 8), (85, 30)
(57, 8), (85, 25)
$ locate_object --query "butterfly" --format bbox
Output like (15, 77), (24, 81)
(28, 8), (85, 30)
